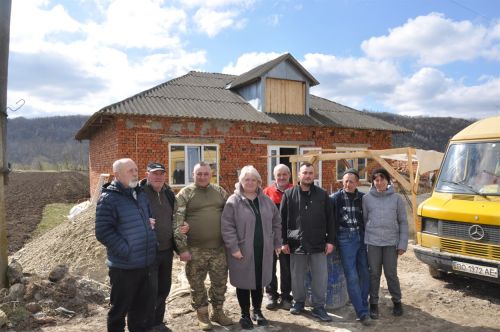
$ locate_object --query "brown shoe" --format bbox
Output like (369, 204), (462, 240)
(210, 305), (233, 326)
(196, 306), (213, 331)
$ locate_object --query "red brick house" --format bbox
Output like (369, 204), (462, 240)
(76, 53), (407, 195)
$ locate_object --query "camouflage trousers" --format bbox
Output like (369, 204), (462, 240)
(185, 246), (228, 309)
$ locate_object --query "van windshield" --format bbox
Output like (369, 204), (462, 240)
(435, 141), (500, 196)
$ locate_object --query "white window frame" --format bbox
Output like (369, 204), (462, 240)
(300, 147), (322, 187)
(168, 143), (219, 187)
(335, 146), (368, 181)
(267, 145), (298, 185)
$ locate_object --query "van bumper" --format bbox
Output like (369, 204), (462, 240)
(414, 245), (500, 284)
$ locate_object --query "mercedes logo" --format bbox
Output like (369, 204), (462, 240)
(468, 224), (485, 241)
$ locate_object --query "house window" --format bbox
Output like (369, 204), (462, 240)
(336, 147), (367, 181)
(169, 144), (218, 186)
(267, 145), (322, 187)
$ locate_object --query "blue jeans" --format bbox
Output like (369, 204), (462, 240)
(337, 230), (370, 318)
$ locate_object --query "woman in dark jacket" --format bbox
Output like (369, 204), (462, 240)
(221, 165), (282, 330)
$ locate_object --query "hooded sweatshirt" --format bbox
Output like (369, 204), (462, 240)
(362, 185), (408, 250)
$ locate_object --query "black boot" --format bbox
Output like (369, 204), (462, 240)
(369, 303), (379, 320)
(251, 309), (269, 326)
(393, 301), (403, 316)
(239, 314), (254, 330)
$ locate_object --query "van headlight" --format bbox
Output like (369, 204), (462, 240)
(422, 218), (439, 235)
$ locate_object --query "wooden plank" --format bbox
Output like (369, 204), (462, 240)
(285, 80), (304, 115)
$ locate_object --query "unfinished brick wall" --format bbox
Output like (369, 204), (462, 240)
(88, 121), (118, 197)
(86, 115), (392, 196)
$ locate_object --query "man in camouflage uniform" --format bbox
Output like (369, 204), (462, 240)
(174, 162), (233, 331)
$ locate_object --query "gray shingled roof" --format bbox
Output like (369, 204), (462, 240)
(76, 71), (408, 140)
(227, 53), (320, 90)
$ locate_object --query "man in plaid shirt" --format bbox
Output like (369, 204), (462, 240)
(330, 168), (371, 326)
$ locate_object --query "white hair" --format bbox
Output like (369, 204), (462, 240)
(238, 165), (262, 186)
(273, 164), (290, 177)
(113, 158), (134, 173)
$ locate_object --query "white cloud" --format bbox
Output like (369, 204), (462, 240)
(10, 1), (82, 53)
(383, 68), (500, 118)
(361, 13), (500, 65)
(303, 53), (401, 107)
(178, 0), (256, 9)
(193, 7), (245, 37)
(8, 0), (207, 117)
(87, 0), (187, 49)
(222, 51), (286, 74)
(267, 14), (282, 26)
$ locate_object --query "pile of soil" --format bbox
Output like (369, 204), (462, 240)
(1, 261), (108, 331)
(12, 201), (109, 282)
(5, 171), (89, 253)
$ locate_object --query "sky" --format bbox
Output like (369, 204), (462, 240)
(6, 0), (500, 119)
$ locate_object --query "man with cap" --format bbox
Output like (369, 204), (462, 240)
(330, 168), (371, 326)
(140, 162), (176, 331)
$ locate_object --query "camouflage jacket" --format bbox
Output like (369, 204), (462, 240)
(174, 183), (228, 253)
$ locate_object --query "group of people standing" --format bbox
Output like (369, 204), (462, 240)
(95, 157), (408, 332)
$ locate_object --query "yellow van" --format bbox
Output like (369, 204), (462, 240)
(414, 115), (500, 283)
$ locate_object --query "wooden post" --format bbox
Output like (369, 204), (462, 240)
(0, 0), (12, 288)
(407, 148), (418, 240)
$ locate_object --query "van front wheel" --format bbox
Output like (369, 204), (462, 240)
(429, 266), (445, 279)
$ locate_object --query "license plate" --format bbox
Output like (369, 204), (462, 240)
(452, 261), (498, 278)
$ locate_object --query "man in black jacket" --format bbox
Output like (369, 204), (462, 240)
(140, 162), (176, 331)
(280, 163), (335, 322)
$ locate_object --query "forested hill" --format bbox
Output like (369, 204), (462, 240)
(366, 112), (474, 152)
(7, 115), (89, 170)
(6, 113), (474, 169)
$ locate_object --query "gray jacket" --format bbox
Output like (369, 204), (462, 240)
(362, 186), (408, 250)
(221, 184), (282, 289)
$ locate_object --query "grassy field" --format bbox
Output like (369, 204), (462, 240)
(33, 203), (74, 238)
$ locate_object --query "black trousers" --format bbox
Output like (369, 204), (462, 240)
(107, 266), (156, 332)
(149, 249), (174, 326)
(265, 252), (292, 300)
(236, 288), (263, 316)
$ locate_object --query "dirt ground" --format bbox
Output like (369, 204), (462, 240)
(34, 245), (500, 332)
(5, 171), (89, 253)
(5, 171), (500, 331)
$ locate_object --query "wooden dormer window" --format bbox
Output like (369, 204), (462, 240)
(265, 78), (305, 115)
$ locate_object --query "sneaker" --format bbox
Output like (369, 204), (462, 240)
(239, 315), (254, 330)
(369, 303), (379, 320)
(265, 297), (279, 310)
(359, 314), (372, 326)
(280, 298), (293, 310)
(311, 307), (332, 322)
(289, 301), (304, 315)
(393, 302), (403, 316)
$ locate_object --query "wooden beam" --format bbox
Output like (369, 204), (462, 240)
(292, 161), (298, 186)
